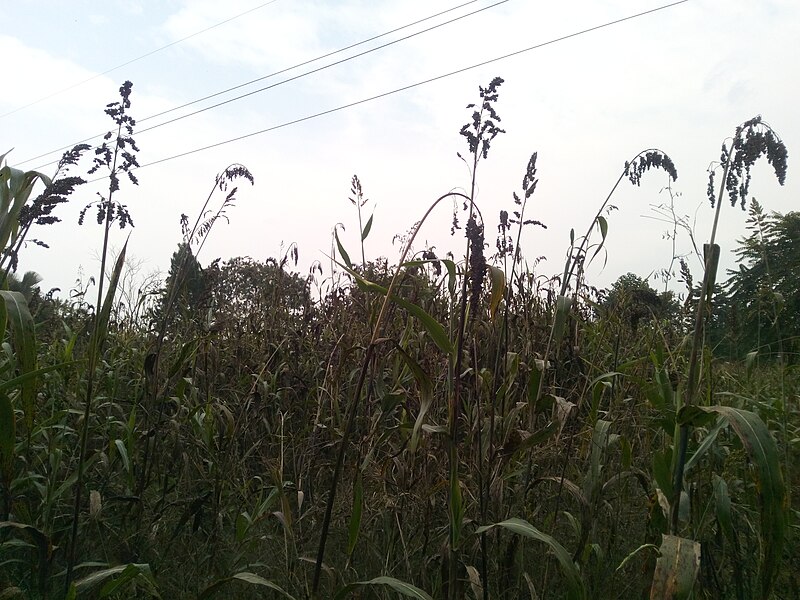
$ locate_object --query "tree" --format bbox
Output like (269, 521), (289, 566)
(163, 243), (206, 312)
(719, 200), (800, 361)
(4, 270), (42, 302)
(603, 272), (678, 330)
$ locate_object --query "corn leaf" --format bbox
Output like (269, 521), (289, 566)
(0, 291), (36, 430)
(198, 572), (297, 599)
(334, 576), (433, 600)
(707, 405), (786, 599)
(346, 470), (363, 561)
(475, 518), (585, 600)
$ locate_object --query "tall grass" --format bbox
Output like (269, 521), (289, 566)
(0, 81), (794, 600)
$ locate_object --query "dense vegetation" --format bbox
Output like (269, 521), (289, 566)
(0, 80), (797, 599)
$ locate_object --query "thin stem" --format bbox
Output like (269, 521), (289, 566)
(670, 145), (732, 533)
(65, 120), (123, 592)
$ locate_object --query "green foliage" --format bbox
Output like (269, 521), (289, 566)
(603, 272), (679, 330)
(716, 200), (800, 361)
(164, 243), (206, 313)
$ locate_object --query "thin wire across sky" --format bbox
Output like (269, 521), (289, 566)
(14, 0), (491, 168)
(18, 0), (689, 178)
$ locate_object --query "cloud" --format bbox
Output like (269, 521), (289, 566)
(1, 0), (798, 299)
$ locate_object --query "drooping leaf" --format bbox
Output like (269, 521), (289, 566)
(198, 572), (297, 599)
(337, 260), (453, 355)
(616, 543), (659, 572)
(97, 563), (160, 598)
(683, 417), (727, 475)
(361, 213), (374, 241)
(590, 216), (608, 262)
(487, 265), (505, 320)
(475, 518), (585, 600)
(114, 439), (130, 474)
(347, 470), (363, 560)
(333, 576), (433, 600)
(0, 291), (36, 430)
(334, 227), (352, 269)
(707, 405), (786, 599)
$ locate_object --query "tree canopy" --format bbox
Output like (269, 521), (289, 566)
(718, 199), (800, 361)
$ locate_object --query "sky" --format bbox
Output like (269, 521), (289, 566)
(1, 0), (798, 303)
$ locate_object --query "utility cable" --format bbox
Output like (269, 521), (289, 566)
(15, 0), (485, 168)
(136, 0), (508, 134)
(0, 0), (282, 121)
(85, 0), (688, 180)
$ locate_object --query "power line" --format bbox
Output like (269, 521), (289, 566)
(87, 0), (689, 178)
(16, 0), (484, 168)
(0, 0), (282, 121)
(136, 0), (509, 134)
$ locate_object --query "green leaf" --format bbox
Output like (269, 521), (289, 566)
(0, 360), (84, 395)
(442, 259), (457, 298)
(590, 216), (608, 262)
(616, 543), (659, 572)
(587, 420), (612, 496)
(98, 563), (160, 598)
(361, 213), (374, 241)
(677, 405), (716, 428)
(337, 260), (453, 355)
(0, 291), (36, 430)
(88, 242), (128, 372)
(0, 164), (50, 256)
(503, 421), (559, 460)
(347, 470), (363, 560)
(707, 405), (786, 599)
(198, 572), (297, 599)
(334, 576), (433, 600)
(553, 294), (572, 346)
(114, 439), (130, 474)
(487, 265), (505, 320)
(597, 215), (608, 241)
(475, 518), (585, 600)
(395, 346), (433, 453)
(652, 449), (673, 499)
(334, 227), (352, 269)
(713, 475), (733, 543)
(649, 534), (700, 600)
(683, 417), (727, 475)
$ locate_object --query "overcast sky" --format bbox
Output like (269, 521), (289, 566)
(2, 0), (798, 302)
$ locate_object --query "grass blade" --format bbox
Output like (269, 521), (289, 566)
(334, 576), (433, 600)
(346, 470), (363, 562)
(475, 518), (585, 600)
